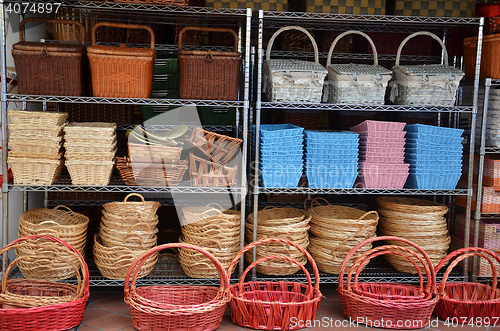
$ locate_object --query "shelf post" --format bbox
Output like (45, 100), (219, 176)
(0, 0), (8, 274)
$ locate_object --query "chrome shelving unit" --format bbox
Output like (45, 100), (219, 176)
(251, 10), (483, 283)
(0, 0), (252, 286)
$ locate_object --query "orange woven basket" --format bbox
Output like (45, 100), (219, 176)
(88, 22), (154, 98)
(124, 242), (230, 331)
(433, 247), (500, 322)
(178, 27), (241, 100)
(338, 236), (439, 329)
(227, 238), (322, 331)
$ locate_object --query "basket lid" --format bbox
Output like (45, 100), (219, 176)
(328, 63), (392, 75)
(267, 59), (328, 74)
(13, 41), (85, 53)
(395, 64), (464, 77)
(87, 44), (155, 57)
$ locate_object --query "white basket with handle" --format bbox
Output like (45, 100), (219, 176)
(263, 26), (328, 103)
(389, 31), (465, 106)
(323, 30), (392, 105)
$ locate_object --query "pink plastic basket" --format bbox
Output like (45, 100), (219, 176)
(350, 120), (406, 133)
(360, 154), (405, 163)
(360, 136), (406, 144)
(356, 172), (409, 189)
(358, 130), (407, 139)
(359, 146), (406, 155)
(360, 162), (409, 174)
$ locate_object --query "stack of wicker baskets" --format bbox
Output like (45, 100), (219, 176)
(64, 123), (116, 186)
(245, 207), (311, 275)
(306, 198), (379, 274)
(376, 196), (450, 273)
(178, 204), (241, 278)
(93, 194), (160, 280)
(16, 206), (89, 280)
(8, 110), (67, 185)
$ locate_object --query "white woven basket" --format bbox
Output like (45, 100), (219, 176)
(389, 31), (464, 106)
(323, 30), (392, 105)
(263, 26), (327, 103)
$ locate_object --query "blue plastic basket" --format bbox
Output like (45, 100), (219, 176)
(306, 170), (358, 188)
(260, 169), (303, 188)
(260, 155), (304, 164)
(258, 124), (304, 139)
(406, 172), (462, 189)
(405, 132), (464, 145)
(261, 163), (304, 171)
(405, 141), (463, 152)
(305, 156), (359, 165)
(409, 164), (462, 173)
(306, 145), (359, 154)
(405, 148), (463, 159)
(258, 135), (304, 146)
(305, 162), (358, 172)
(405, 124), (464, 138)
(259, 145), (304, 154)
(304, 130), (359, 140)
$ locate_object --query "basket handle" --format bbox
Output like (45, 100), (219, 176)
(238, 255), (314, 298)
(266, 26), (320, 64)
(436, 248), (500, 295)
(357, 210), (379, 222)
(327, 30), (379, 67)
(129, 222), (151, 233)
(304, 197), (330, 210)
(395, 31), (448, 66)
(19, 18), (85, 45)
(124, 243), (230, 305)
(36, 220), (62, 229)
(338, 236), (436, 293)
(122, 193), (147, 204)
(178, 27), (238, 51)
(92, 22), (155, 50)
(227, 237), (320, 292)
(53, 205), (75, 213)
(122, 233), (145, 246)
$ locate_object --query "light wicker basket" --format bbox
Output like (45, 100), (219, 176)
(189, 153), (237, 187)
(263, 26), (327, 103)
(65, 159), (114, 186)
(389, 31), (464, 106)
(8, 157), (63, 185)
(188, 127), (243, 165)
(9, 110), (68, 127)
(103, 193), (160, 219)
(324, 31), (392, 105)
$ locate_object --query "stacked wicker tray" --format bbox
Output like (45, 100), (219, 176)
(94, 194), (160, 280)
(8, 111), (67, 185)
(64, 123), (116, 186)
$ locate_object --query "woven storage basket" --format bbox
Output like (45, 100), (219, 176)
(8, 157), (63, 185)
(8, 138), (62, 155)
(338, 236), (439, 329)
(115, 156), (188, 186)
(53, 7), (93, 42)
(65, 159), (114, 186)
(324, 31), (392, 105)
(19, 205), (89, 235)
(189, 153), (237, 187)
(0, 235), (89, 331)
(376, 196), (448, 214)
(228, 238), (322, 330)
(101, 209), (159, 226)
(389, 32), (464, 106)
(188, 127), (243, 165)
(263, 26), (327, 103)
(103, 193), (160, 219)
(128, 142), (183, 163)
(9, 110), (68, 127)
(88, 22), (154, 98)
(433, 248), (500, 322)
(124, 243), (230, 331)
(12, 18), (86, 96)
(178, 27), (240, 100)
(182, 203), (240, 224)
(464, 34), (500, 81)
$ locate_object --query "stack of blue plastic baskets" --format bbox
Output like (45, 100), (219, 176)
(304, 131), (359, 188)
(257, 124), (304, 188)
(405, 124), (464, 189)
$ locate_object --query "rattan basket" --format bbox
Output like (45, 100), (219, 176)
(103, 193), (160, 219)
(9, 110), (68, 127)
(189, 153), (237, 187)
(8, 157), (63, 185)
(128, 143), (183, 163)
(324, 30), (392, 105)
(182, 203), (240, 225)
(65, 159), (114, 186)
(188, 127), (243, 165)
(389, 31), (464, 106)
(115, 156), (188, 186)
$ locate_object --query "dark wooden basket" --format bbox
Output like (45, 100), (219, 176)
(178, 27), (241, 100)
(12, 18), (86, 96)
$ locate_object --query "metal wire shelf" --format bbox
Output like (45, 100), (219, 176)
(259, 102), (473, 112)
(256, 187), (470, 195)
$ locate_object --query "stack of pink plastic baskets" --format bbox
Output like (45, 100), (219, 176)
(351, 120), (409, 189)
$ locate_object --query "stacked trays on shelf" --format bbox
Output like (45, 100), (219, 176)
(257, 124), (304, 188)
(8, 111), (67, 185)
(351, 120), (409, 189)
(304, 131), (358, 188)
(64, 123), (117, 186)
(405, 124), (464, 189)
(476, 88), (500, 147)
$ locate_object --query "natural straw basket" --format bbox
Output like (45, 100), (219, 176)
(227, 237), (322, 330)
(8, 157), (63, 185)
(0, 235), (89, 331)
(124, 243), (230, 331)
(188, 127), (243, 165)
(433, 247), (500, 322)
(247, 206), (310, 227)
(376, 196), (449, 215)
(9, 110), (68, 127)
(189, 153), (238, 187)
(101, 210), (158, 226)
(115, 157), (188, 187)
(19, 205), (89, 236)
(182, 203), (240, 224)
(338, 236), (439, 329)
(103, 193), (160, 219)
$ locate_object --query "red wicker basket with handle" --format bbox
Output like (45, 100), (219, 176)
(338, 236), (439, 329)
(227, 237), (322, 331)
(433, 247), (500, 322)
(0, 234), (89, 331)
(124, 242), (230, 331)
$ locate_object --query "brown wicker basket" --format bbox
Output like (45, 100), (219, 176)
(88, 22), (155, 98)
(189, 153), (237, 187)
(188, 127), (242, 165)
(115, 156), (188, 186)
(178, 27), (241, 100)
(12, 18), (86, 96)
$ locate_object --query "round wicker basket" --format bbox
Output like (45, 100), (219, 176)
(103, 193), (160, 219)
(375, 196), (448, 214)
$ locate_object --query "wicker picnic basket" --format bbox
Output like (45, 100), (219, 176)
(12, 18), (86, 96)
(0, 235), (89, 331)
(188, 127), (243, 165)
(263, 26), (327, 103)
(189, 153), (237, 187)
(88, 22), (155, 98)
(324, 30), (392, 104)
(227, 237), (322, 330)
(389, 31), (464, 106)
(433, 247), (500, 322)
(178, 27), (240, 100)
(338, 236), (439, 329)
(124, 242), (230, 331)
